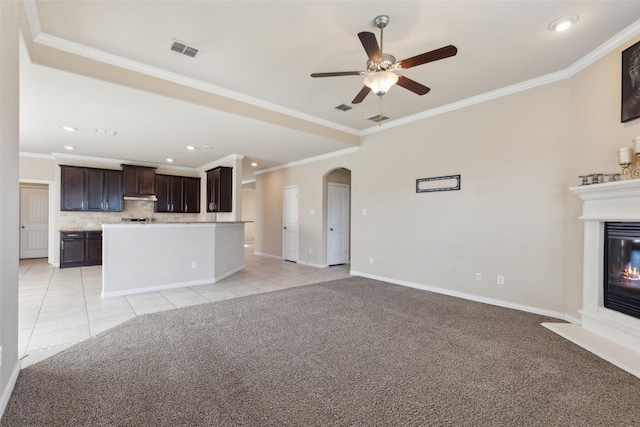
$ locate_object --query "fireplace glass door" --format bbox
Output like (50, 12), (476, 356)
(604, 222), (640, 319)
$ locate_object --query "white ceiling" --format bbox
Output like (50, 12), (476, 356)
(18, 1), (640, 180)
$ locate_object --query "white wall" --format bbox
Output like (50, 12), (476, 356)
(255, 34), (640, 321)
(0, 0), (21, 414)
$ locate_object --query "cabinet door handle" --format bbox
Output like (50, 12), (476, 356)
(81, 201), (84, 210)
(61, 241), (64, 250)
(185, 204), (188, 212)
(106, 201), (109, 210)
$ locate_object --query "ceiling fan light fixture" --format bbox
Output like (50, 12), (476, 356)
(364, 71), (399, 96)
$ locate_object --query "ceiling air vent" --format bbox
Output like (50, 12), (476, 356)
(335, 104), (352, 112)
(170, 39), (200, 58)
(366, 114), (390, 123)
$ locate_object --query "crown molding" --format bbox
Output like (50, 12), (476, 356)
(362, 69), (570, 135)
(49, 152), (196, 172)
(197, 154), (244, 173)
(19, 151), (54, 159)
(254, 147), (359, 176)
(22, 0), (41, 40)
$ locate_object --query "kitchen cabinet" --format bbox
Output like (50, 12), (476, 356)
(60, 166), (122, 212)
(60, 166), (85, 211)
(183, 177), (201, 213)
(86, 168), (122, 212)
(122, 165), (156, 197)
(155, 175), (201, 213)
(85, 231), (103, 265)
(60, 231), (102, 268)
(206, 166), (232, 212)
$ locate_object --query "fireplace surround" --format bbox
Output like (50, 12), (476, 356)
(543, 179), (640, 379)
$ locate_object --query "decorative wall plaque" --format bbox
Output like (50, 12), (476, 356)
(416, 175), (461, 193)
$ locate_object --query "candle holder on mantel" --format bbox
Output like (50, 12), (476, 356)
(617, 136), (640, 179)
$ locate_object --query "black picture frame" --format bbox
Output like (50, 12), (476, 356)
(622, 40), (640, 123)
(416, 175), (461, 193)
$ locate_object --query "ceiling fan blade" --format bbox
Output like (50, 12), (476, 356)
(311, 71), (362, 78)
(396, 76), (431, 95)
(398, 45), (458, 69)
(358, 32), (382, 62)
(352, 86), (371, 104)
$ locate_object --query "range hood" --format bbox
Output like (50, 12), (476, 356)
(123, 194), (157, 202)
(121, 165), (157, 202)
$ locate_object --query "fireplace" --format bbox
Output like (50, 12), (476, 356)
(542, 180), (640, 379)
(604, 222), (640, 319)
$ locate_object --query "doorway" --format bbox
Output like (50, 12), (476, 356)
(283, 185), (299, 262)
(327, 183), (350, 265)
(324, 168), (351, 266)
(20, 185), (49, 259)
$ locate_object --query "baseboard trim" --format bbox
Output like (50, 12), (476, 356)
(214, 265), (246, 282)
(0, 360), (20, 419)
(253, 252), (282, 260)
(297, 260), (328, 268)
(349, 270), (569, 321)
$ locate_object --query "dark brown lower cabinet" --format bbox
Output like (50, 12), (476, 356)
(60, 231), (102, 268)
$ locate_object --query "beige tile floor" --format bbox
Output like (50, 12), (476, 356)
(18, 245), (350, 367)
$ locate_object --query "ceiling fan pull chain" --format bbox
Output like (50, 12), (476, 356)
(379, 96), (384, 127)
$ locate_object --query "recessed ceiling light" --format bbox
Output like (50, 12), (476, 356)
(64, 146), (74, 150)
(186, 146), (195, 150)
(549, 15), (578, 32)
(251, 162), (258, 167)
(62, 126), (77, 132)
(166, 158), (174, 163)
(201, 145), (213, 150)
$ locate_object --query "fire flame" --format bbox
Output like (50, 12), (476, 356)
(621, 265), (640, 281)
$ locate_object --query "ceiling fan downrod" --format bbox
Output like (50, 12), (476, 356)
(374, 15), (389, 55)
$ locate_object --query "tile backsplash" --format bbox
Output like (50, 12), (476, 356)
(58, 200), (205, 231)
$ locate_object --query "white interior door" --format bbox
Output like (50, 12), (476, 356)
(20, 186), (49, 259)
(327, 183), (350, 266)
(283, 186), (299, 262)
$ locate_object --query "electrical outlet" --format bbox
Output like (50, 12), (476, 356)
(308, 248), (312, 254)
(369, 257), (374, 264)
(362, 208), (367, 215)
(497, 275), (505, 285)
(192, 261), (198, 269)
(475, 273), (481, 281)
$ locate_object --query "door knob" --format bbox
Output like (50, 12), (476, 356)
(21, 226), (25, 228)
(330, 228), (334, 231)
(283, 226), (287, 230)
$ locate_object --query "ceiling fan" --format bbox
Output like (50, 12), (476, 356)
(311, 15), (458, 105)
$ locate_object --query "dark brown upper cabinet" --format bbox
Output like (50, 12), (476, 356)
(206, 166), (232, 213)
(60, 166), (122, 212)
(155, 175), (201, 213)
(122, 165), (156, 197)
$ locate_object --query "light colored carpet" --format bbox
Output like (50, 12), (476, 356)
(2, 277), (640, 426)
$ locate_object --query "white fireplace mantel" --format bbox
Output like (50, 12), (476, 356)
(543, 179), (640, 379)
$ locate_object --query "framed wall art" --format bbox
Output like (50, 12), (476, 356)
(416, 175), (461, 193)
(622, 40), (640, 123)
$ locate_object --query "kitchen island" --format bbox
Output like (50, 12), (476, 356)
(102, 222), (244, 297)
